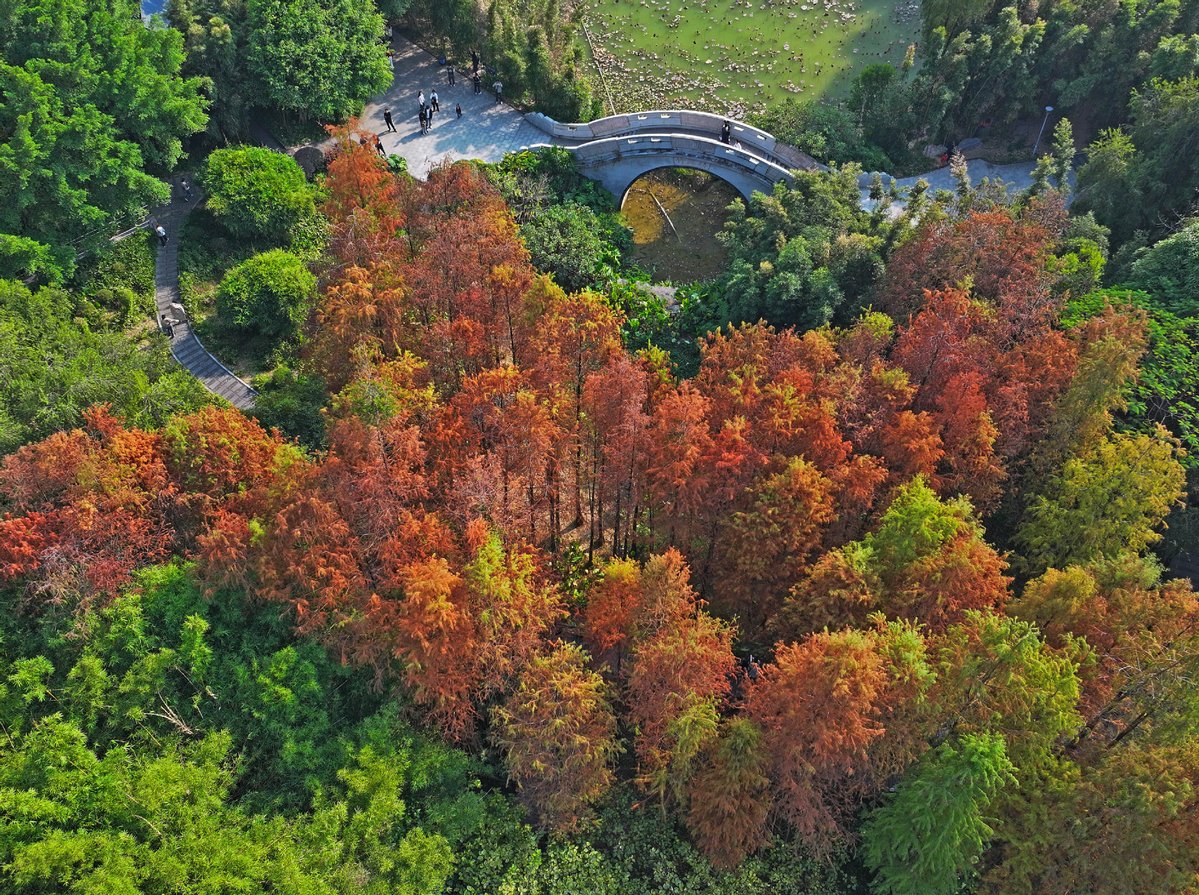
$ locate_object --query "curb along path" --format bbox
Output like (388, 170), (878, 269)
(153, 181), (257, 411)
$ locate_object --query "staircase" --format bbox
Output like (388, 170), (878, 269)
(152, 182), (257, 411)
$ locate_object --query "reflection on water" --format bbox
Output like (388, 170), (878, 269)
(622, 169), (738, 284)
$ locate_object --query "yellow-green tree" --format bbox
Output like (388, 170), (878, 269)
(862, 733), (1016, 895)
(490, 642), (618, 831)
(1016, 428), (1185, 574)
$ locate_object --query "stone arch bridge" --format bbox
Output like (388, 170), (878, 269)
(525, 110), (826, 204)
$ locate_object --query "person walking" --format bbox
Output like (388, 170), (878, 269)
(155, 223), (168, 245)
(721, 120), (731, 144)
(418, 90), (425, 110)
(383, 109), (396, 133)
(455, 102), (462, 119)
(473, 72), (481, 95)
(430, 89), (439, 113)
(374, 134), (386, 156)
(493, 79), (502, 103)
(420, 106), (430, 133)
(447, 66), (456, 86)
(471, 48), (479, 73)
(180, 178), (192, 201)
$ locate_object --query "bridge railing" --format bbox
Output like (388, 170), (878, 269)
(525, 110), (824, 172)
(533, 134), (798, 188)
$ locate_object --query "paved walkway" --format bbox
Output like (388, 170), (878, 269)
(356, 39), (546, 179)
(877, 158), (1054, 196)
(351, 38), (1045, 204)
(314, 36), (1049, 209)
(152, 181), (257, 410)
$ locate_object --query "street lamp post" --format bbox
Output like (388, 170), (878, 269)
(1032, 105), (1055, 159)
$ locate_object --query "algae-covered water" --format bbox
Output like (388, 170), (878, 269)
(622, 169), (739, 283)
(581, 0), (920, 116)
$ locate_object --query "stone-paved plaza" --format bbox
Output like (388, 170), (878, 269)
(352, 39), (548, 180)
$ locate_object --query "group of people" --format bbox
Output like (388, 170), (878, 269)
(375, 47), (508, 146)
(416, 88), (440, 133)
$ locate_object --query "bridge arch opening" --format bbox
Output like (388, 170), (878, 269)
(620, 168), (741, 283)
(617, 163), (747, 209)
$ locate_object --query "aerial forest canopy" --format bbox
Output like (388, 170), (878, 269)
(0, 0), (207, 280)
(2, 0), (1199, 893)
(2, 128), (1198, 893)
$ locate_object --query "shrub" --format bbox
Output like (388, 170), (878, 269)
(519, 202), (618, 292)
(216, 250), (316, 345)
(74, 232), (157, 325)
(202, 147), (317, 246)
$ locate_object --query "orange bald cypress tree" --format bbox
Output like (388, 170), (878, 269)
(883, 209), (1056, 323)
(581, 351), (652, 555)
(626, 610), (736, 786)
(322, 125), (407, 267)
(392, 556), (481, 741)
(582, 557), (645, 672)
(746, 630), (889, 853)
(711, 456), (837, 635)
(464, 526), (566, 699)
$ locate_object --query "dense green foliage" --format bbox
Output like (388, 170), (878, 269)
(915, 0), (1199, 142)
(862, 734), (1015, 895)
(72, 233), (159, 328)
(246, 0), (392, 122)
(515, 203), (618, 293)
(1076, 77), (1199, 248)
(201, 147), (320, 246)
(252, 365), (330, 450)
(0, 278), (210, 454)
(1065, 289), (1199, 466)
(750, 97), (897, 171)
(665, 166), (894, 365)
(486, 148), (633, 291)
(0, 563), (485, 893)
(170, 0), (391, 137)
(406, 0), (601, 121)
(1124, 221), (1199, 318)
(713, 169), (879, 329)
(0, 0), (207, 280)
(217, 249), (317, 345)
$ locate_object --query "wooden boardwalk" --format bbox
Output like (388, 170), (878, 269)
(153, 183), (256, 411)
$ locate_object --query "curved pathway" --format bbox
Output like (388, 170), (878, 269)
(152, 181), (257, 410)
(350, 37), (1043, 206)
(524, 110), (822, 203)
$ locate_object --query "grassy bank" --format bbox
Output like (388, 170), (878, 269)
(581, 0), (919, 117)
